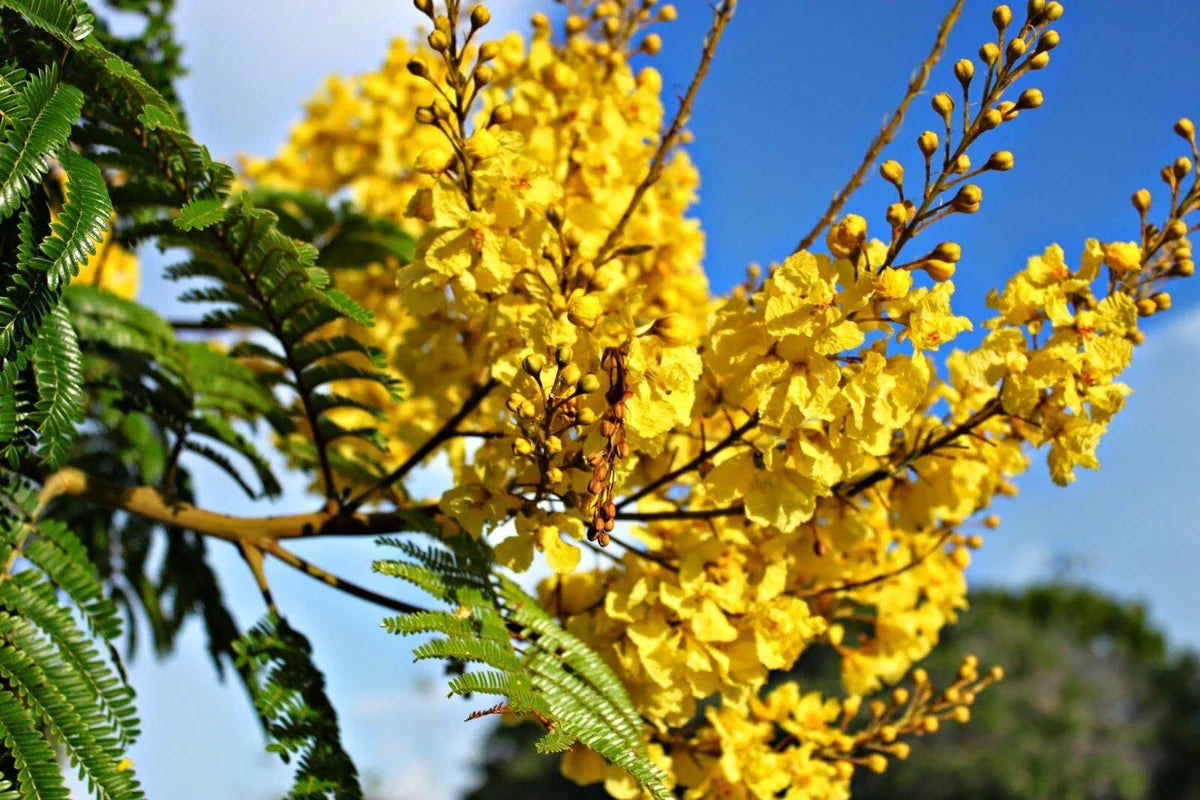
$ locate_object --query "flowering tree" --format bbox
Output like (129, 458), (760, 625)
(0, 0), (1194, 797)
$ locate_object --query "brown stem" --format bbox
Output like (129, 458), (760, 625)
(793, 0), (966, 255)
(342, 378), (499, 513)
(593, 0), (736, 266)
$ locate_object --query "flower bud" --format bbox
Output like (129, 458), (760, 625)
(1028, 51), (1051, 69)
(513, 437), (534, 456)
(415, 147), (455, 174)
(567, 293), (603, 329)
(1153, 292), (1172, 310)
(1006, 37), (1027, 62)
(1037, 29), (1060, 51)
(985, 150), (1015, 171)
(826, 214), (867, 258)
(954, 58), (975, 86)
(932, 92), (954, 120)
(921, 716), (940, 733)
(992, 4), (1013, 30)
(555, 344), (573, 366)
(415, 107), (436, 124)
(1173, 259), (1195, 277)
(546, 467), (563, 484)
(880, 724), (898, 743)
(1175, 117), (1197, 143)
(473, 64), (495, 86)
(952, 184), (982, 213)
(414, 0), (433, 13)
(560, 362), (582, 386)
(1016, 88), (1043, 110)
(647, 313), (696, 346)
(979, 41), (1000, 66)
(893, 742), (912, 760)
(479, 41), (500, 61)
(578, 374), (601, 394)
(980, 108), (1003, 130)
(921, 259), (956, 281)
(464, 129), (499, 160)
(470, 5), (491, 28)
(519, 400), (538, 420)
(640, 34), (663, 56)
(885, 202), (911, 228)
(866, 754), (888, 774)
(952, 706), (971, 724)
(1136, 297), (1158, 317)
(892, 687), (910, 705)
(488, 103), (512, 127)
(954, 153), (972, 174)
(1174, 156), (1193, 178)
(522, 353), (546, 377)
(576, 407), (597, 425)
(406, 58), (428, 78)
(932, 241), (962, 262)
(1132, 188), (1152, 214)
(1044, 1), (1063, 21)
(918, 130), (939, 157)
(1165, 219), (1188, 240)
(428, 30), (449, 51)
(880, 159), (904, 187)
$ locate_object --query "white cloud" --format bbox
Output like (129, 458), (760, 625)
(173, 0), (541, 159)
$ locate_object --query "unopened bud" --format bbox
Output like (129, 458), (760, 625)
(578, 373), (601, 394)
(952, 184), (983, 213)
(923, 258), (956, 281)
(1165, 219), (1188, 240)
(1136, 297), (1158, 317)
(1175, 117), (1197, 143)
(932, 241), (962, 262)
(473, 64), (495, 86)
(985, 150), (1015, 171)
(428, 30), (449, 51)
(555, 344), (573, 366)
(1132, 188), (1152, 214)
(880, 159), (904, 187)
(1028, 51), (1051, 69)
(1016, 88), (1043, 110)
(992, 4), (1013, 29)
(522, 353), (546, 377)
(640, 33), (663, 55)
(1152, 291), (1172, 310)
(1174, 156), (1193, 178)
(1037, 29), (1060, 51)
(470, 5), (491, 28)
(980, 108), (1003, 130)
(827, 213), (868, 257)
(658, 4), (678, 22)
(406, 58), (428, 78)
(1006, 37), (1027, 62)
(1044, 1), (1063, 21)
(979, 42), (1000, 66)
(918, 130), (939, 157)
(932, 92), (954, 120)
(954, 58), (975, 85)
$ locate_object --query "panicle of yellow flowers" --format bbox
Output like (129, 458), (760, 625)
(243, 0), (1197, 796)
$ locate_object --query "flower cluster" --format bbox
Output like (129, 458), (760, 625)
(246, 0), (1196, 796)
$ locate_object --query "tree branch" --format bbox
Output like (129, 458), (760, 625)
(38, 468), (434, 543)
(594, 0), (736, 265)
(792, 0), (966, 255)
(342, 378), (499, 514)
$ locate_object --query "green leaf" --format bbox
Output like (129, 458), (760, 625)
(174, 196), (226, 231)
(30, 303), (83, 466)
(0, 65), (83, 218)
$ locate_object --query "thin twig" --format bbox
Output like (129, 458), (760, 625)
(801, 529), (954, 599)
(262, 541), (428, 615)
(616, 413), (758, 510)
(342, 378), (498, 513)
(792, 0), (966, 255)
(593, 0), (737, 265)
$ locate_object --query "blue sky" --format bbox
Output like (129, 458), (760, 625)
(95, 2), (1200, 798)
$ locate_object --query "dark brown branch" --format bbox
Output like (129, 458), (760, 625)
(616, 504), (744, 522)
(342, 378), (499, 513)
(262, 541), (427, 615)
(616, 413), (758, 510)
(801, 529), (954, 598)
